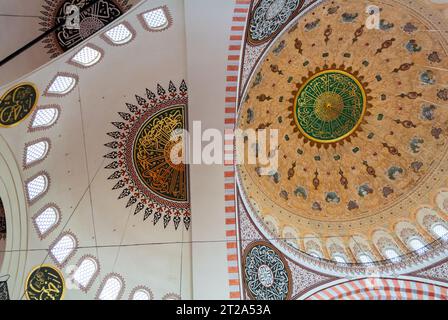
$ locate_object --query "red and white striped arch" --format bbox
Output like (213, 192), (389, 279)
(223, 0), (251, 300)
(307, 278), (448, 300)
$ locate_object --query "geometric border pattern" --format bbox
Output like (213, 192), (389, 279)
(307, 278), (448, 300)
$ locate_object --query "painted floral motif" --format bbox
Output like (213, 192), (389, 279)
(244, 243), (290, 300)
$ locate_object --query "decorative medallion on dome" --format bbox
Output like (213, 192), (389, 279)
(133, 106), (188, 202)
(104, 81), (190, 230)
(39, 0), (132, 57)
(292, 68), (369, 146)
(248, 0), (303, 45)
(25, 265), (65, 300)
(243, 242), (291, 300)
(0, 83), (38, 128)
(237, 0), (448, 270)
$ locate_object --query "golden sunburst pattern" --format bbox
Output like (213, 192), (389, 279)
(133, 106), (187, 202)
(104, 81), (190, 230)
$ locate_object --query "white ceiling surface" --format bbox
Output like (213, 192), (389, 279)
(185, 0), (235, 300)
(0, 0), (198, 299)
(0, 0), (142, 87)
(0, 0), (47, 86)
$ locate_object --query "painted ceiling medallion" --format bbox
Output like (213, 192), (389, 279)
(39, 0), (132, 57)
(133, 106), (188, 202)
(291, 67), (371, 147)
(0, 83), (39, 128)
(104, 81), (190, 230)
(248, 0), (303, 45)
(25, 265), (65, 300)
(243, 242), (291, 300)
(237, 0), (448, 266)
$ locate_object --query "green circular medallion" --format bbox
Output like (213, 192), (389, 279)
(294, 70), (366, 143)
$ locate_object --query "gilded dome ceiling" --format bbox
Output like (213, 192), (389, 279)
(237, 0), (448, 266)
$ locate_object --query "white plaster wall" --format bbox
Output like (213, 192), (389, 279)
(185, 0), (236, 300)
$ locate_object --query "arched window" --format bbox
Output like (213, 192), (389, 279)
(432, 224), (448, 239)
(49, 232), (77, 266)
(29, 106), (60, 131)
(139, 7), (171, 31)
(162, 293), (181, 300)
(283, 228), (299, 249)
(383, 248), (400, 260)
(408, 238), (426, 252)
(305, 239), (323, 258)
(26, 173), (49, 202)
(285, 237), (299, 250)
(70, 45), (103, 67)
(308, 250), (322, 258)
(72, 256), (99, 291)
(358, 253), (373, 264)
(103, 23), (134, 45)
(45, 74), (77, 96)
(332, 254), (347, 264)
(130, 287), (153, 300)
(24, 139), (50, 168)
(97, 274), (125, 300)
(33, 205), (60, 238)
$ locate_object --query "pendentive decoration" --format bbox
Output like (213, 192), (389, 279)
(248, 0), (304, 45)
(0, 83), (39, 128)
(290, 66), (372, 147)
(104, 80), (191, 230)
(243, 242), (291, 300)
(39, 0), (132, 57)
(25, 265), (65, 300)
